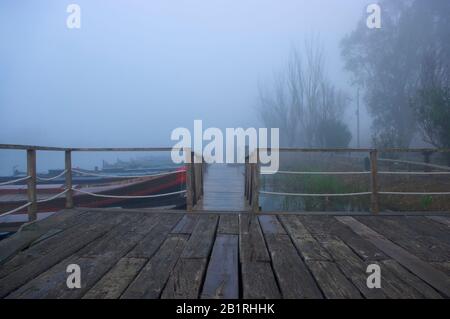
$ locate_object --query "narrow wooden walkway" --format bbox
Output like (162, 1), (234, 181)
(1, 208), (449, 299)
(194, 164), (249, 211)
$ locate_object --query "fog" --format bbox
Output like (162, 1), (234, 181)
(1, 0), (375, 174)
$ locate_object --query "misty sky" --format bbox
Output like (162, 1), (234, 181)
(0, 0), (373, 174)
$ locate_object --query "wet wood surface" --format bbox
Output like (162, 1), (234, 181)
(194, 164), (249, 211)
(0, 208), (449, 299)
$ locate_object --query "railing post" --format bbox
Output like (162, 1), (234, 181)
(185, 148), (194, 211)
(65, 150), (74, 209)
(27, 149), (37, 221)
(251, 150), (260, 213)
(244, 156), (248, 199)
(370, 149), (379, 214)
(191, 151), (198, 206)
(200, 157), (204, 196)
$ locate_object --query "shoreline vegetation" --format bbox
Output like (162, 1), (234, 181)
(260, 152), (450, 212)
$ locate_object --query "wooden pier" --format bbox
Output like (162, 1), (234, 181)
(194, 164), (249, 212)
(0, 208), (449, 299)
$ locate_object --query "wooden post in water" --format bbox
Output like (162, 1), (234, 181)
(65, 150), (74, 209)
(26, 149), (37, 221)
(185, 148), (194, 211)
(370, 150), (379, 214)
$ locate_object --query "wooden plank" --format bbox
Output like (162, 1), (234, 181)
(279, 215), (331, 261)
(307, 224), (428, 299)
(305, 261), (362, 299)
(181, 214), (218, 259)
(263, 233), (323, 298)
(0, 211), (118, 279)
(372, 260), (425, 299)
(197, 164), (247, 211)
(7, 214), (157, 298)
(241, 261), (281, 299)
(0, 212), (125, 297)
(200, 235), (239, 299)
(400, 216), (450, 244)
(218, 215), (239, 235)
(29, 228), (64, 247)
(239, 214), (270, 262)
(337, 216), (450, 297)
(160, 258), (208, 299)
(259, 215), (322, 298)
(298, 216), (387, 261)
(381, 259), (442, 299)
(127, 213), (183, 258)
(355, 216), (450, 262)
(427, 216), (450, 228)
(317, 239), (387, 299)
(83, 257), (147, 299)
(430, 262), (450, 276)
(258, 215), (286, 235)
(171, 214), (199, 234)
(121, 235), (188, 299)
(0, 209), (88, 265)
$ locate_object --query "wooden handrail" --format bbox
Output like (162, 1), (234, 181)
(1, 144), (449, 153)
(0, 144), (184, 152)
(257, 147), (450, 153)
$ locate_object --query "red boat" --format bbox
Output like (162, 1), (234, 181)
(0, 168), (187, 219)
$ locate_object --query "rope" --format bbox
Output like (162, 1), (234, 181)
(37, 189), (69, 203)
(0, 202), (31, 218)
(261, 170), (370, 175)
(37, 170), (68, 181)
(378, 171), (450, 175)
(259, 190), (372, 197)
(72, 188), (186, 199)
(379, 191), (450, 195)
(378, 158), (450, 171)
(0, 176), (31, 186)
(71, 168), (185, 179)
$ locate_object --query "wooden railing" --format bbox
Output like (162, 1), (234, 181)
(246, 147), (450, 214)
(0, 144), (204, 220)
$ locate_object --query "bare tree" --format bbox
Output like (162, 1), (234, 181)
(257, 40), (351, 147)
(412, 48), (450, 151)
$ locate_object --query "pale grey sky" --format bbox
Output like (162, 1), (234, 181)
(0, 0), (372, 174)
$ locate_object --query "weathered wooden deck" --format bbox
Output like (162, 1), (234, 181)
(0, 208), (449, 299)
